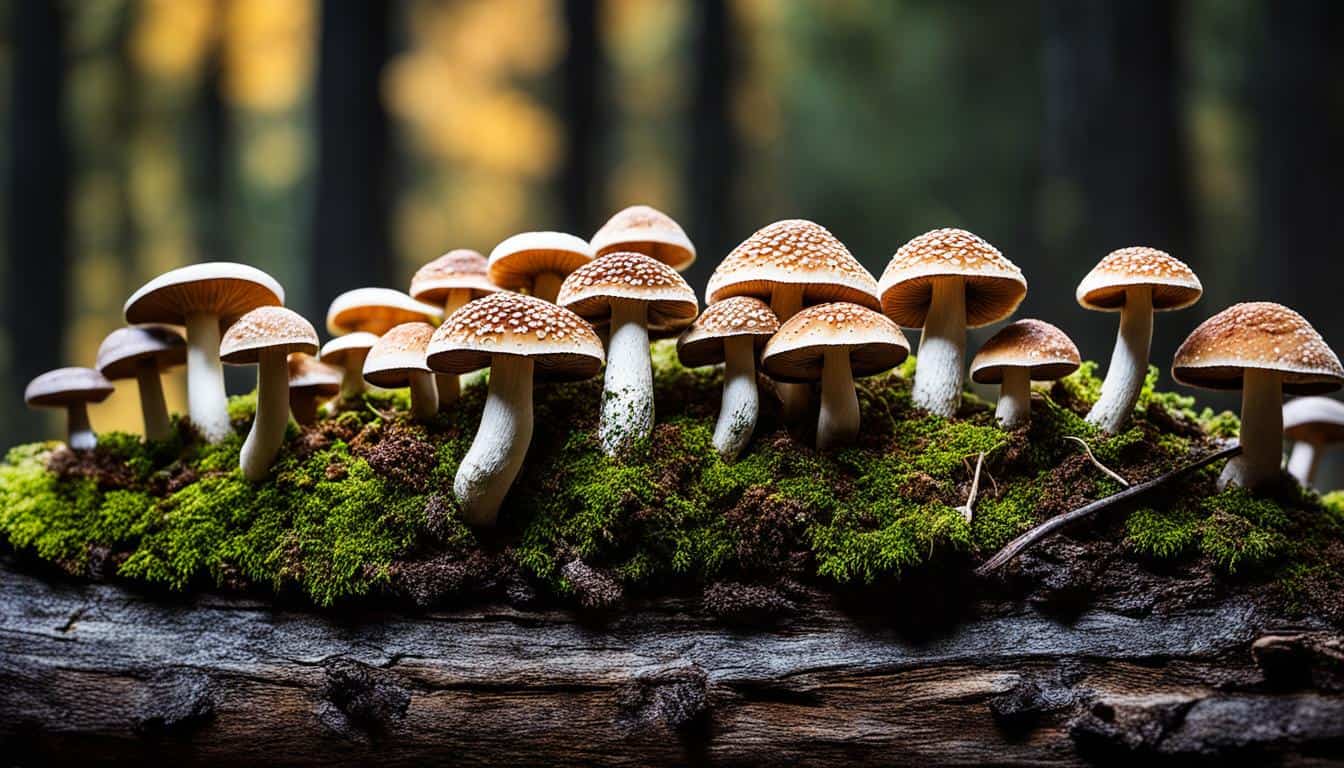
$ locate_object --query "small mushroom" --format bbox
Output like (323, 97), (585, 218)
(427, 293), (604, 527)
(1173, 302), (1344, 491)
(677, 297), (780, 460)
(124, 262), (284, 442)
(319, 332), (380, 403)
(487, 231), (593, 303)
(558, 252), (699, 455)
(362, 322), (440, 421)
(24, 368), (115, 450)
(410, 249), (502, 408)
(590, 205), (696, 272)
(220, 307), (319, 482)
(1282, 397), (1344, 487)
(970, 320), (1081, 428)
(878, 229), (1026, 419)
(287, 354), (343, 425)
(95, 325), (187, 441)
(325, 287), (441, 337)
(1077, 247), (1203, 433)
(761, 303), (908, 451)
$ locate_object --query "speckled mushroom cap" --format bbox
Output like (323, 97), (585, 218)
(362, 322), (436, 388)
(677, 297), (779, 368)
(319, 332), (380, 367)
(705, 219), (880, 310)
(590, 205), (696, 272)
(970, 319), (1081, 384)
(426, 293), (604, 381)
(124, 262), (283, 327)
(557, 251), (699, 333)
(1283, 397), (1344, 444)
(1076, 247), (1203, 312)
(24, 367), (115, 407)
(219, 306), (319, 365)
(409, 249), (500, 305)
(1172, 302), (1344, 395)
(487, 231), (593, 292)
(287, 354), (343, 395)
(96, 325), (187, 380)
(761, 302), (909, 383)
(878, 228), (1026, 328)
(326, 288), (441, 336)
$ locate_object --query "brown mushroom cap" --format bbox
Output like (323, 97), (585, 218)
(1076, 246), (1203, 311)
(362, 322), (436, 387)
(1172, 302), (1344, 395)
(590, 205), (696, 271)
(677, 296), (779, 368)
(287, 353), (343, 396)
(124, 262), (284, 327)
(319, 332), (380, 366)
(761, 302), (909, 383)
(1283, 397), (1344, 444)
(878, 228), (1026, 328)
(557, 251), (699, 333)
(409, 249), (500, 305)
(970, 319), (1081, 384)
(220, 306), (320, 364)
(705, 219), (880, 310)
(426, 292), (604, 380)
(326, 288), (441, 336)
(96, 325), (188, 380)
(487, 231), (593, 292)
(25, 367), (115, 407)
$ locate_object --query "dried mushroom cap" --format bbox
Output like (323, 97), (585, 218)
(761, 302), (909, 383)
(1173, 302), (1344, 395)
(590, 205), (696, 271)
(705, 219), (879, 309)
(220, 306), (319, 364)
(25, 367), (115, 407)
(878, 228), (1026, 328)
(970, 319), (1081, 384)
(409, 249), (500, 304)
(96, 325), (187, 380)
(1283, 397), (1344, 444)
(557, 251), (699, 332)
(326, 288), (441, 336)
(677, 296), (779, 368)
(1076, 246), (1203, 311)
(124, 262), (284, 326)
(426, 292), (604, 380)
(287, 354), (343, 394)
(487, 231), (593, 291)
(362, 321), (436, 387)
(319, 331), (380, 365)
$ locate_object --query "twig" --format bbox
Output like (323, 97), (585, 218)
(955, 452), (986, 523)
(1063, 436), (1130, 488)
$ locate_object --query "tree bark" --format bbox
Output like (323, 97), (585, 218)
(559, 0), (603, 236)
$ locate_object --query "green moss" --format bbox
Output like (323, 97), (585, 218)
(973, 480), (1041, 551)
(0, 445), (102, 568)
(1057, 360), (1103, 406)
(1125, 506), (1201, 559)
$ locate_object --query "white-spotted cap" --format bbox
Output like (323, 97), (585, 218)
(1283, 397), (1344, 445)
(326, 288), (441, 336)
(487, 231), (593, 292)
(320, 332), (380, 367)
(362, 322), (437, 388)
(1077, 246), (1203, 311)
(970, 319), (1081, 384)
(409, 249), (500, 305)
(677, 296), (779, 368)
(426, 292), (604, 381)
(124, 262), (283, 327)
(96, 325), (187, 380)
(557, 251), (699, 333)
(878, 228), (1026, 328)
(287, 353), (343, 397)
(220, 306), (319, 364)
(590, 205), (696, 271)
(1173, 302), (1344, 395)
(761, 302), (909, 383)
(705, 219), (879, 310)
(25, 367), (115, 408)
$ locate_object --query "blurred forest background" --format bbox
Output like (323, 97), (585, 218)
(1, 1), (1341, 476)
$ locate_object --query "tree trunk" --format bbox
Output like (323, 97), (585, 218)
(559, 0), (603, 236)
(684, 0), (735, 291)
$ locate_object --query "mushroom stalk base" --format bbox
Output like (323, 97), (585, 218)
(912, 278), (966, 418)
(454, 355), (534, 527)
(770, 284), (810, 423)
(600, 299), (653, 456)
(1286, 442), (1319, 487)
(1220, 369), (1283, 491)
(135, 362), (172, 441)
(240, 350), (290, 483)
(66, 403), (96, 451)
(1087, 287), (1153, 434)
(532, 272), (564, 304)
(339, 353), (369, 401)
(409, 373), (439, 421)
(713, 336), (759, 460)
(995, 367), (1031, 427)
(185, 312), (231, 442)
(817, 347), (859, 451)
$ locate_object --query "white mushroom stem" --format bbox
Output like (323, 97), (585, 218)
(185, 312), (231, 442)
(408, 372), (439, 421)
(600, 298), (654, 456)
(240, 349), (290, 483)
(913, 277), (966, 418)
(1220, 369), (1284, 491)
(532, 272), (564, 303)
(454, 355), (534, 527)
(134, 359), (172, 441)
(1286, 442), (1319, 486)
(1087, 286), (1154, 434)
(995, 367), (1031, 427)
(771, 284), (810, 423)
(713, 336), (759, 460)
(436, 288), (472, 410)
(66, 402), (97, 451)
(338, 352), (369, 401)
(817, 347), (859, 451)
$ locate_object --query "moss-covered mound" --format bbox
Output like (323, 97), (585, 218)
(3, 342), (1342, 618)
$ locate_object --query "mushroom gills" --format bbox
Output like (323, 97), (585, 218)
(995, 367), (1031, 427)
(454, 355), (535, 527)
(1087, 286), (1153, 433)
(817, 346), (859, 451)
(599, 298), (654, 455)
(185, 312), (232, 442)
(713, 336), (760, 460)
(135, 358), (173, 441)
(1220, 368), (1283, 491)
(912, 277), (966, 418)
(240, 349), (290, 483)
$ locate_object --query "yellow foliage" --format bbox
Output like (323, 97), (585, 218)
(221, 0), (314, 112)
(131, 0), (217, 81)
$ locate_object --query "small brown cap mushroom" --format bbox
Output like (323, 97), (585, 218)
(761, 302), (909, 383)
(487, 232), (593, 292)
(1284, 397), (1344, 444)
(220, 306), (320, 364)
(124, 262), (283, 326)
(878, 228), (1026, 328)
(1172, 302), (1344, 394)
(362, 322), (436, 387)
(1076, 246), (1203, 311)
(319, 332), (380, 366)
(409, 249), (500, 305)
(96, 325), (187, 380)
(590, 205), (696, 271)
(426, 293), (604, 380)
(557, 252), (699, 334)
(25, 367), (115, 408)
(970, 319), (1081, 384)
(325, 288), (442, 336)
(705, 219), (879, 309)
(287, 354), (343, 397)
(677, 296), (779, 368)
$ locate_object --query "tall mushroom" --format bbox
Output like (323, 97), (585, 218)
(488, 231), (592, 303)
(761, 303), (908, 451)
(558, 252), (699, 455)
(878, 229), (1026, 419)
(287, 354), (343, 425)
(24, 368), (115, 450)
(590, 205), (696, 272)
(1283, 397), (1344, 487)
(319, 332), (380, 403)
(970, 319), (1080, 428)
(124, 262), (283, 442)
(1077, 247), (1203, 433)
(410, 249), (502, 409)
(677, 297), (779, 460)
(1173, 302), (1344, 492)
(95, 325), (186, 441)
(426, 293), (604, 527)
(362, 322), (440, 421)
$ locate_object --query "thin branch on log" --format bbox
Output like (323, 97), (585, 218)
(1063, 436), (1130, 487)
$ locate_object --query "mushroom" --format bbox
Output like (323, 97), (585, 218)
(590, 205), (696, 272)
(324, 287), (440, 401)
(761, 303), (908, 450)
(677, 297), (780, 460)
(558, 252), (699, 455)
(970, 319), (1081, 428)
(410, 249), (502, 409)
(1173, 302), (1344, 492)
(319, 332), (380, 403)
(1282, 397), (1344, 487)
(878, 229), (1026, 419)
(24, 368), (115, 450)
(488, 231), (593, 303)
(1077, 247), (1203, 433)
(220, 307), (319, 482)
(426, 293), (604, 527)
(95, 325), (187, 441)
(287, 354), (343, 425)
(362, 322), (440, 421)
(124, 262), (283, 442)
(706, 219), (879, 423)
